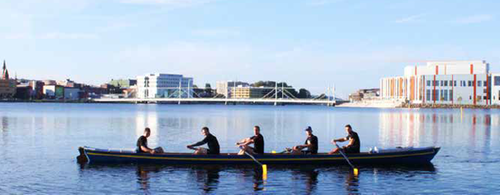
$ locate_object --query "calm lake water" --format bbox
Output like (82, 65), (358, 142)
(0, 103), (499, 194)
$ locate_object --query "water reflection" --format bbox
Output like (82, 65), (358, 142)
(136, 164), (160, 194)
(292, 168), (319, 195)
(190, 166), (221, 194)
(378, 110), (498, 149)
(345, 170), (359, 194)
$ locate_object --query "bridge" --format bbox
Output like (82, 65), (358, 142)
(93, 85), (337, 106)
(93, 97), (336, 106)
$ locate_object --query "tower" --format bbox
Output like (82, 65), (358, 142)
(2, 60), (9, 80)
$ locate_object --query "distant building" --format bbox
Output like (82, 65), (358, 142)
(349, 88), (380, 102)
(109, 79), (137, 88)
(492, 74), (500, 105)
(57, 79), (81, 88)
(64, 87), (80, 100)
(29, 80), (45, 99)
(0, 60), (17, 98)
(43, 85), (64, 99)
(43, 80), (57, 85)
(216, 81), (250, 97)
(14, 84), (31, 99)
(230, 86), (266, 99)
(380, 60), (496, 105)
(136, 73), (193, 98)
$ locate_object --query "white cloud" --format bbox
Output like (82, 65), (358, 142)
(454, 14), (493, 24)
(119, 0), (215, 7)
(41, 32), (99, 40)
(394, 13), (426, 24)
(307, 0), (346, 6)
(191, 29), (240, 37)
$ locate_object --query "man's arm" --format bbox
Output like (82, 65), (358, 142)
(236, 137), (254, 146)
(332, 137), (348, 143)
(191, 137), (208, 147)
(140, 145), (154, 153)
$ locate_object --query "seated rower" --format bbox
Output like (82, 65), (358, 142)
(136, 127), (164, 154)
(291, 126), (318, 154)
(329, 124), (360, 154)
(236, 126), (264, 155)
(187, 127), (220, 155)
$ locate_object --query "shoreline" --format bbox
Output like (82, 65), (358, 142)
(2, 99), (500, 109)
(399, 103), (500, 109)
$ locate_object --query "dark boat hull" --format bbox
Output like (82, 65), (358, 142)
(78, 147), (440, 165)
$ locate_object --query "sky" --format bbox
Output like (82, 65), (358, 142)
(0, 0), (499, 98)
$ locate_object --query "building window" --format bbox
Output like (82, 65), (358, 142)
(495, 76), (500, 86)
(478, 81), (482, 87)
(468, 81), (472, 87)
(469, 96), (472, 100)
(444, 81), (448, 86)
(484, 81), (487, 86)
(427, 80), (431, 86)
(454, 81), (457, 87)
(443, 89), (448, 101)
(449, 90), (453, 101)
(440, 81), (443, 86)
(426, 90), (431, 101)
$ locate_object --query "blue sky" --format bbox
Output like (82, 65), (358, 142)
(1, 0), (499, 97)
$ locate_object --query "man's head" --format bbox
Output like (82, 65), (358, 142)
(305, 126), (313, 136)
(144, 127), (151, 137)
(345, 124), (352, 134)
(201, 127), (210, 136)
(254, 126), (260, 135)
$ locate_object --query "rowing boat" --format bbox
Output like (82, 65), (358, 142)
(77, 146), (440, 165)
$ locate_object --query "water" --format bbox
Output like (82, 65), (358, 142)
(0, 103), (499, 194)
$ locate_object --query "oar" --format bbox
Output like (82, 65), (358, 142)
(335, 143), (359, 176)
(240, 146), (268, 180)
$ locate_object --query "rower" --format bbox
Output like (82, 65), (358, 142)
(329, 124), (360, 154)
(291, 126), (318, 154)
(136, 127), (164, 154)
(187, 127), (220, 155)
(236, 126), (264, 155)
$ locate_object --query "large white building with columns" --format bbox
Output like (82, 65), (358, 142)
(380, 60), (500, 106)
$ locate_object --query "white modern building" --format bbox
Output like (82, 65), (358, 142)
(216, 81), (250, 97)
(381, 60), (498, 105)
(137, 73), (193, 99)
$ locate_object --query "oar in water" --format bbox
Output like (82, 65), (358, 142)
(240, 146), (268, 180)
(335, 143), (359, 176)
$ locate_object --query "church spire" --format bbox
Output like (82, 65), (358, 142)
(2, 60), (9, 80)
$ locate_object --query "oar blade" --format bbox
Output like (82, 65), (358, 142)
(262, 164), (268, 180)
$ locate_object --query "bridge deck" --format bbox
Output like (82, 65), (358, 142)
(93, 98), (336, 105)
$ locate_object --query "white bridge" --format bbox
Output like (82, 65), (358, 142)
(94, 85), (337, 106)
(93, 97), (336, 106)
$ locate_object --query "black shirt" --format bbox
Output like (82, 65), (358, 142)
(345, 131), (360, 152)
(250, 134), (264, 154)
(192, 133), (220, 154)
(136, 136), (148, 153)
(304, 135), (318, 154)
